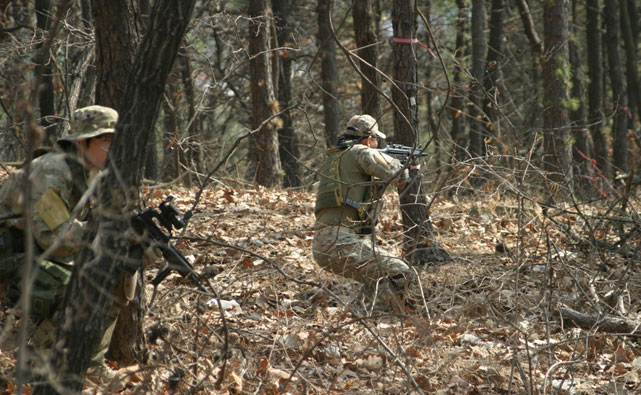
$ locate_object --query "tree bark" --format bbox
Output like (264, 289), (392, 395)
(450, 0), (467, 161)
(274, 0), (302, 188)
(620, 0), (641, 127)
(604, 0), (628, 174)
(248, 0), (282, 188)
(515, 0), (543, 55)
(34, 1), (196, 392)
(569, 0), (591, 193)
(92, 0), (141, 109)
(469, 0), (486, 158)
(317, 0), (340, 147)
(558, 305), (641, 334)
(421, 1), (439, 174)
(392, 0), (450, 265)
(178, 50), (199, 186)
(35, 0), (55, 144)
(352, 0), (380, 118)
(482, 0), (504, 139)
(586, 0), (610, 181)
(91, 0), (147, 366)
(542, 0), (573, 190)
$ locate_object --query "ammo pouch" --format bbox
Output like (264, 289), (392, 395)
(6, 257), (72, 321)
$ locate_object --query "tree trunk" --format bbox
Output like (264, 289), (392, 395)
(34, 1), (196, 392)
(586, 0), (610, 182)
(450, 0), (467, 161)
(178, 50), (200, 186)
(91, 0), (147, 366)
(569, 0), (591, 194)
(92, 0), (141, 109)
(392, 0), (450, 265)
(352, 0), (380, 118)
(248, 0), (282, 188)
(604, 0), (628, 175)
(469, 0), (486, 158)
(106, 273), (146, 365)
(35, 0), (55, 144)
(542, 0), (573, 192)
(482, 0), (504, 140)
(274, 0), (302, 188)
(515, 0), (543, 55)
(317, 0), (340, 147)
(620, 0), (641, 127)
(421, 1), (439, 174)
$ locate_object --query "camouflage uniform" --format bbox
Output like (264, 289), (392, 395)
(313, 115), (411, 294)
(0, 105), (136, 365)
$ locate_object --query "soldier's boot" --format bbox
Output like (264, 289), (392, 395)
(85, 276), (135, 392)
(85, 336), (122, 390)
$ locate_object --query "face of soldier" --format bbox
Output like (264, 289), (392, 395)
(364, 136), (378, 148)
(77, 133), (113, 169)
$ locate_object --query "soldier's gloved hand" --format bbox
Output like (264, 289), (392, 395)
(128, 229), (162, 268)
(142, 243), (163, 268)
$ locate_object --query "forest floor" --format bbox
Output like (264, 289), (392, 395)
(1, 180), (641, 394)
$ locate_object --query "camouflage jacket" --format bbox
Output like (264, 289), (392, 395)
(0, 151), (93, 259)
(314, 143), (404, 232)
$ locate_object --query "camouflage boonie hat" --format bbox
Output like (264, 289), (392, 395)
(346, 114), (386, 139)
(58, 105), (118, 144)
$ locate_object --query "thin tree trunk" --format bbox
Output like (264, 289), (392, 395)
(421, 1), (439, 174)
(586, 0), (610, 182)
(451, 0), (467, 161)
(317, 0), (340, 147)
(469, 0), (486, 158)
(248, 0), (282, 188)
(542, 0), (573, 192)
(35, 0), (55, 144)
(274, 0), (302, 188)
(515, 0), (543, 55)
(162, 94), (180, 181)
(352, 0), (380, 118)
(34, 1), (196, 392)
(604, 0), (628, 174)
(482, 0), (504, 139)
(392, 0), (450, 265)
(569, 0), (591, 193)
(620, 0), (641, 126)
(178, 50), (199, 186)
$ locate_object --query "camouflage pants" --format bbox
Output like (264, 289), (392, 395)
(1, 252), (137, 365)
(313, 225), (411, 289)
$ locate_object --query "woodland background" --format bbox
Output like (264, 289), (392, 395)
(1, 0), (641, 394)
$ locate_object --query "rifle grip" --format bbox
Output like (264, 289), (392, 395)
(152, 267), (172, 287)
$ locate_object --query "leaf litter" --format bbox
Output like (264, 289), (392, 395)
(1, 182), (640, 394)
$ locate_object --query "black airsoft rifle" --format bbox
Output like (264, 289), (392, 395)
(132, 196), (208, 294)
(378, 144), (428, 164)
(334, 138), (428, 164)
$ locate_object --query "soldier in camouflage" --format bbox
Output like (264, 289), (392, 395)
(0, 105), (137, 373)
(313, 114), (412, 306)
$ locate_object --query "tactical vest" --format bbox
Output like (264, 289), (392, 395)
(0, 152), (87, 320)
(314, 145), (381, 232)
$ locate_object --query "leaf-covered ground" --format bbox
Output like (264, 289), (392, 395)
(2, 183), (641, 394)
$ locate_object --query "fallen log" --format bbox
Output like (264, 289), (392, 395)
(557, 304), (641, 334)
